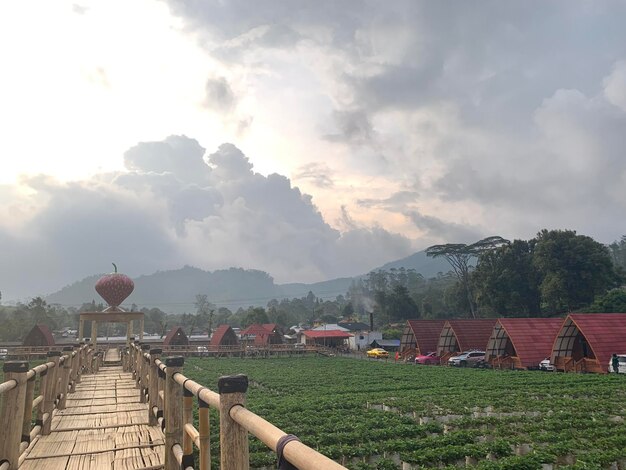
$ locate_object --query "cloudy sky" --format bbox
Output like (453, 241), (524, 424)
(1, 1), (626, 300)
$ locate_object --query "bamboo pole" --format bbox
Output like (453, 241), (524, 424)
(148, 349), (161, 426)
(164, 356), (184, 470)
(42, 352), (60, 435)
(218, 374), (249, 470)
(0, 361), (29, 470)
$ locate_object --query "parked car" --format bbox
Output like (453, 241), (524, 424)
(448, 350), (485, 367)
(196, 346), (209, 357)
(415, 351), (440, 365)
(0, 348), (7, 360)
(539, 358), (556, 371)
(366, 348), (389, 358)
(608, 354), (626, 374)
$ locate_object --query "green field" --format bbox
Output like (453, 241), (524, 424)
(183, 356), (626, 470)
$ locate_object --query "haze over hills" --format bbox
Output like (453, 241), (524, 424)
(44, 251), (451, 313)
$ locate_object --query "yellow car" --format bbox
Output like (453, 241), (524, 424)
(366, 348), (389, 358)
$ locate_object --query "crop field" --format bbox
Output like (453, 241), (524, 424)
(183, 356), (626, 470)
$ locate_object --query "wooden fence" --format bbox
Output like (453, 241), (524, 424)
(127, 342), (346, 470)
(0, 343), (97, 470)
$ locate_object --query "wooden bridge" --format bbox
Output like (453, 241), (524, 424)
(0, 343), (346, 470)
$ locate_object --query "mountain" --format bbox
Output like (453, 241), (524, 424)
(375, 250), (451, 278)
(45, 251), (452, 313)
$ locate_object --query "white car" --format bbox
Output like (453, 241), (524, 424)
(539, 358), (556, 371)
(448, 350), (485, 367)
(608, 354), (626, 374)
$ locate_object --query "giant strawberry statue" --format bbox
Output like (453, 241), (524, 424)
(95, 263), (134, 311)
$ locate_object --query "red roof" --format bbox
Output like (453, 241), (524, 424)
(163, 326), (189, 346)
(240, 323), (280, 336)
(442, 319), (497, 352)
(23, 324), (55, 346)
(406, 320), (446, 354)
(303, 330), (353, 339)
(554, 313), (626, 368)
(492, 318), (564, 367)
(210, 325), (239, 346)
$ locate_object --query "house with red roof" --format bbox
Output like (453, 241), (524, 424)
(163, 326), (189, 346)
(23, 324), (55, 347)
(240, 323), (283, 345)
(437, 319), (497, 360)
(209, 325), (239, 348)
(551, 313), (626, 373)
(301, 330), (353, 348)
(400, 320), (446, 358)
(485, 318), (563, 369)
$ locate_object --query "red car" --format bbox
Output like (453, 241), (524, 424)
(415, 351), (441, 365)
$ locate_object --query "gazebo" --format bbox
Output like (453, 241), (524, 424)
(302, 330), (352, 348)
(400, 320), (446, 359)
(437, 319), (497, 361)
(485, 318), (563, 369)
(551, 313), (626, 373)
(23, 324), (55, 347)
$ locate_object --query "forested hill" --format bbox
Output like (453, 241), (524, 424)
(44, 251), (449, 313)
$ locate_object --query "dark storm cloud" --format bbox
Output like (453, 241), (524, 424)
(405, 209), (482, 243)
(323, 109), (375, 145)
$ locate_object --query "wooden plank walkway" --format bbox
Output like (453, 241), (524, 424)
(20, 350), (165, 470)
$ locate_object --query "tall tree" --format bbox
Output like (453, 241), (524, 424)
(533, 229), (622, 312)
(195, 294), (215, 337)
(426, 236), (509, 318)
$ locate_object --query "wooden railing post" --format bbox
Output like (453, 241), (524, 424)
(21, 368), (36, 449)
(198, 396), (211, 470)
(140, 344), (150, 403)
(218, 374), (249, 470)
(69, 345), (79, 392)
(183, 383), (194, 469)
(134, 342), (142, 389)
(0, 361), (29, 470)
(42, 351), (60, 435)
(58, 347), (73, 410)
(164, 356), (184, 470)
(148, 349), (161, 426)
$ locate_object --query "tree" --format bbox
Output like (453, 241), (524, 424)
(426, 236), (510, 318)
(588, 288), (626, 313)
(473, 240), (541, 316)
(385, 285), (419, 322)
(241, 307), (270, 328)
(533, 229), (622, 312)
(195, 294), (216, 337)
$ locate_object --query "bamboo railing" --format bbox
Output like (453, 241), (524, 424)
(129, 342), (346, 470)
(0, 343), (93, 470)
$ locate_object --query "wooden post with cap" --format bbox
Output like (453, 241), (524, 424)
(0, 361), (29, 470)
(218, 374), (249, 470)
(140, 344), (150, 403)
(58, 346), (73, 410)
(164, 356), (184, 470)
(148, 348), (161, 426)
(42, 351), (61, 435)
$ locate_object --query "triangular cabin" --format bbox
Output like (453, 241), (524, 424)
(240, 324), (283, 345)
(163, 326), (189, 346)
(551, 313), (626, 373)
(437, 319), (496, 363)
(209, 325), (239, 347)
(485, 318), (563, 370)
(23, 324), (55, 347)
(400, 320), (446, 360)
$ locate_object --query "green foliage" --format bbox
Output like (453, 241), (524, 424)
(587, 288), (626, 313)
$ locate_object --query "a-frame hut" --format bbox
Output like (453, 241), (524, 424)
(551, 313), (626, 373)
(400, 320), (446, 359)
(23, 324), (55, 347)
(210, 325), (239, 348)
(240, 324), (283, 345)
(437, 319), (496, 361)
(485, 318), (563, 369)
(163, 326), (189, 346)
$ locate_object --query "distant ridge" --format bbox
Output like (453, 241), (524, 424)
(44, 251), (451, 313)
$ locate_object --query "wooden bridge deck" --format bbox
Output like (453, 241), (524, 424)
(20, 356), (164, 469)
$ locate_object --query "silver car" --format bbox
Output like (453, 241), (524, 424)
(448, 350), (485, 367)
